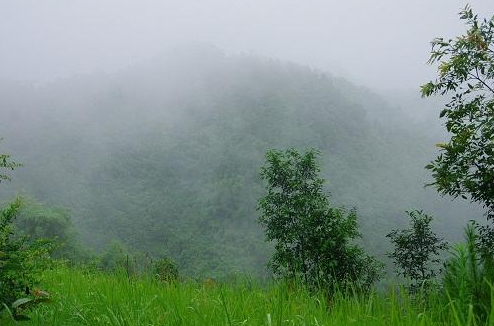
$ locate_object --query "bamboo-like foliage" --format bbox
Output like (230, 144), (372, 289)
(443, 223), (494, 324)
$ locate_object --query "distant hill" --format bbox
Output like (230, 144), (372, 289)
(0, 46), (482, 277)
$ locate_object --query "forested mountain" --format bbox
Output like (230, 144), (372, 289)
(0, 46), (482, 277)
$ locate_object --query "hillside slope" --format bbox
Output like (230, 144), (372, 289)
(0, 46), (481, 276)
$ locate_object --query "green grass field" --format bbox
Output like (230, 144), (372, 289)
(1, 266), (490, 326)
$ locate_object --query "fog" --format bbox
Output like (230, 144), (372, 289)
(0, 1), (492, 277)
(1, 0), (492, 90)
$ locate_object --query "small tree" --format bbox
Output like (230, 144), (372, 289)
(387, 210), (448, 290)
(258, 148), (382, 289)
(421, 6), (494, 249)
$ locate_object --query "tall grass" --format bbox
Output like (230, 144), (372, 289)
(442, 223), (494, 325)
(2, 266), (493, 325)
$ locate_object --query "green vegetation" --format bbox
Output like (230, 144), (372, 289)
(0, 147), (51, 319)
(152, 257), (179, 283)
(14, 197), (89, 262)
(421, 5), (494, 249)
(0, 198), (51, 318)
(0, 5), (494, 326)
(0, 139), (21, 183)
(0, 266), (492, 326)
(442, 223), (494, 325)
(0, 46), (480, 277)
(387, 210), (448, 291)
(258, 148), (382, 289)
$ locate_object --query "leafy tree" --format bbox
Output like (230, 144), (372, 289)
(258, 148), (382, 289)
(0, 139), (21, 183)
(387, 210), (448, 290)
(15, 198), (88, 262)
(421, 6), (494, 248)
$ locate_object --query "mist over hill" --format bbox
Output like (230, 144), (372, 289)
(0, 46), (482, 277)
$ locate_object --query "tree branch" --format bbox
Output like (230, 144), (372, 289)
(472, 67), (494, 95)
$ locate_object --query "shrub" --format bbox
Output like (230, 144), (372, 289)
(152, 257), (179, 282)
(98, 241), (133, 273)
(0, 198), (51, 314)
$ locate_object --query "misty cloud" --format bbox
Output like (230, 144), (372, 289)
(1, 0), (492, 90)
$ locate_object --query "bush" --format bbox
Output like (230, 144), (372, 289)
(98, 241), (133, 273)
(152, 257), (179, 282)
(96, 243), (179, 283)
(0, 198), (51, 312)
(98, 242), (164, 278)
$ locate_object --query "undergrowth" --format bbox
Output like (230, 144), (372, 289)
(2, 266), (493, 326)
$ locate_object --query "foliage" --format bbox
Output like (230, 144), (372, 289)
(15, 198), (88, 262)
(442, 222), (494, 325)
(16, 199), (72, 244)
(386, 210), (448, 290)
(97, 242), (176, 280)
(0, 198), (51, 315)
(152, 257), (179, 282)
(421, 6), (494, 247)
(0, 139), (21, 183)
(258, 148), (382, 290)
(98, 241), (133, 273)
(0, 49), (481, 278)
(3, 266), (494, 325)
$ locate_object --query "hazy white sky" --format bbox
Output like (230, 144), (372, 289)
(0, 0), (492, 90)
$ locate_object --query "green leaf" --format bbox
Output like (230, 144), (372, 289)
(12, 298), (33, 309)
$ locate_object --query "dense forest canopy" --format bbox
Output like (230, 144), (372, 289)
(0, 46), (483, 277)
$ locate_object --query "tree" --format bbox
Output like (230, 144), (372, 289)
(258, 148), (382, 289)
(0, 139), (21, 182)
(15, 198), (87, 262)
(421, 6), (494, 248)
(387, 210), (448, 291)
